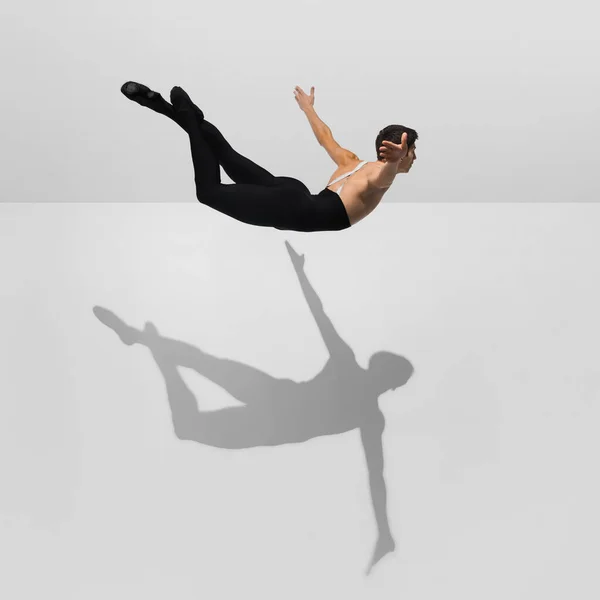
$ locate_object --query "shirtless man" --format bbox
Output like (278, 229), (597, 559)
(121, 81), (419, 231)
(296, 86), (419, 225)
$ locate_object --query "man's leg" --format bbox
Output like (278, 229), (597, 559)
(121, 82), (276, 186)
(171, 86), (316, 230)
(170, 87), (222, 189)
(200, 120), (277, 186)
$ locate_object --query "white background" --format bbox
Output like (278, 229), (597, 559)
(2, 204), (600, 597)
(1, 0), (599, 598)
(0, 0), (598, 203)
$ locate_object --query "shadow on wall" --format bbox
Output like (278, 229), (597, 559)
(93, 240), (415, 575)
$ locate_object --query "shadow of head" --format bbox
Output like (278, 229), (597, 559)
(368, 351), (414, 394)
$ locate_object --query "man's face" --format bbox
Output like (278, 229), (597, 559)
(397, 145), (417, 173)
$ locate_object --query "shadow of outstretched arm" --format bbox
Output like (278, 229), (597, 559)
(360, 409), (396, 575)
(285, 241), (355, 360)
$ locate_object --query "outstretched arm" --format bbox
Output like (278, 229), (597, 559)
(294, 86), (358, 166)
(294, 86), (329, 143)
(285, 241), (355, 359)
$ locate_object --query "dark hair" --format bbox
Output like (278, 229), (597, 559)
(375, 124), (419, 161)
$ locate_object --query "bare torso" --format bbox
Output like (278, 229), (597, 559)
(326, 160), (390, 226)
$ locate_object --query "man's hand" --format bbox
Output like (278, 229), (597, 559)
(294, 85), (315, 112)
(378, 133), (409, 163)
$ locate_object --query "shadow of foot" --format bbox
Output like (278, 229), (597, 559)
(92, 306), (139, 345)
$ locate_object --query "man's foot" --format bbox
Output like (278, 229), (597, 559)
(120, 81), (166, 110)
(170, 86), (204, 122)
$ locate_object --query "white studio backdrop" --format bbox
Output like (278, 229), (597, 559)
(2, 0), (599, 597)
(1, 203), (600, 599)
(0, 0), (598, 204)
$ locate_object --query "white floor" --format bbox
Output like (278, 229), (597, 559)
(1, 203), (599, 599)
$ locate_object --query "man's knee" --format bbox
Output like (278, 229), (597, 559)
(195, 185), (219, 206)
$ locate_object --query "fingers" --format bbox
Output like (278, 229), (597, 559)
(295, 85), (314, 96)
(382, 133), (408, 149)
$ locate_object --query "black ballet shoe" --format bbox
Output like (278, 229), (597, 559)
(170, 86), (204, 121)
(120, 81), (164, 109)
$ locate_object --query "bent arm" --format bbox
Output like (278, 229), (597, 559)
(370, 159), (399, 189)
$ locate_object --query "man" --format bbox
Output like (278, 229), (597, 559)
(121, 81), (418, 231)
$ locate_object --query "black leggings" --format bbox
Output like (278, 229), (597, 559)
(143, 92), (351, 232)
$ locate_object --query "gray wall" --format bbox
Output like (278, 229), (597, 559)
(1, 0), (599, 597)
(1, 1), (598, 204)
